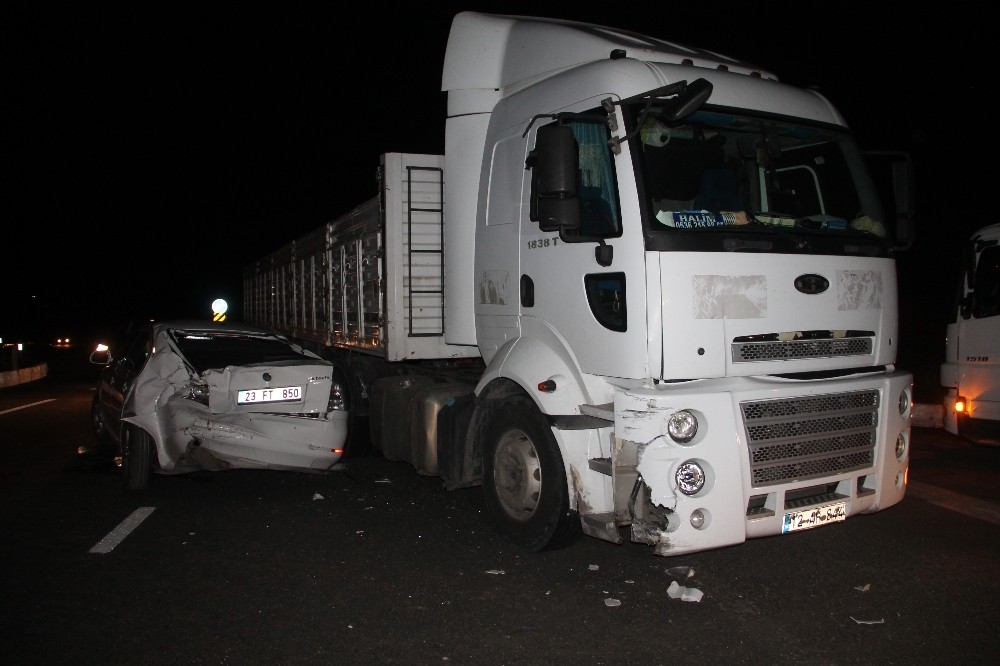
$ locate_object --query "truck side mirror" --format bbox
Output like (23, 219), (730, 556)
(528, 124), (580, 232)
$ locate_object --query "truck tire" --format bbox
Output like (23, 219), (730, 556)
(122, 425), (153, 491)
(482, 398), (581, 551)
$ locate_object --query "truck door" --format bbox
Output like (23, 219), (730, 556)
(958, 239), (1000, 431)
(518, 117), (648, 379)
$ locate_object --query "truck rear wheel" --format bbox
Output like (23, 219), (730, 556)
(482, 398), (580, 551)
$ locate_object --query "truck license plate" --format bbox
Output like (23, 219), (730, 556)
(782, 501), (847, 533)
(237, 386), (302, 404)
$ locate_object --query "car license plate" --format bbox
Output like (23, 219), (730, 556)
(782, 501), (847, 533)
(237, 386), (302, 404)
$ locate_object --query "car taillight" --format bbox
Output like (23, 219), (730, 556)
(327, 382), (346, 412)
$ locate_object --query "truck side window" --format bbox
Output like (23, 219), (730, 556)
(973, 245), (1000, 319)
(567, 119), (621, 239)
(584, 272), (627, 331)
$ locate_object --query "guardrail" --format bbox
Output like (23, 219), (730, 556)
(0, 342), (47, 388)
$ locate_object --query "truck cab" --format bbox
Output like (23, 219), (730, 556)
(441, 13), (914, 554)
(942, 224), (1000, 445)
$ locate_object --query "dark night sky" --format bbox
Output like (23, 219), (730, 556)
(4, 4), (987, 391)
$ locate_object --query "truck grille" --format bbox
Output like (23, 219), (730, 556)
(732, 336), (872, 362)
(740, 390), (878, 487)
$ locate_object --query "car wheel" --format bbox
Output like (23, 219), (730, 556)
(91, 394), (109, 443)
(122, 426), (153, 490)
(482, 397), (581, 552)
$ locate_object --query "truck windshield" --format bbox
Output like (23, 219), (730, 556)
(634, 108), (888, 243)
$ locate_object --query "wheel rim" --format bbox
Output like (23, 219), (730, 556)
(493, 427), (542, 521)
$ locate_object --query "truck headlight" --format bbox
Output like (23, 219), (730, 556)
(667, 410), (698, 443)
(675, 460), (706, 495)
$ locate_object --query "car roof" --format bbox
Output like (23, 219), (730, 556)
(150, 320), (287, 337)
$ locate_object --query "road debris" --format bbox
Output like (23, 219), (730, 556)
(604, 598), (621, 607)
(667, 580), (704, 602)
(850, 616), (885, 625)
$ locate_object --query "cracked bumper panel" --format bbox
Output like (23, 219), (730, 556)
(617, 370), (911, 556)
(182, 410), (349, 471)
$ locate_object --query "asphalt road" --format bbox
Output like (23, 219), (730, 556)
(2, 359), (998, 665)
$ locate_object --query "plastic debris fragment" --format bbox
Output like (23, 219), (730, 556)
(485, 569), (505, 575)
(854, 583), (871, 592)
(850, 616), (885, 625)
(604, 598), (621, 607)
(312, 492), (325, 500)
(667, 580), (704, 602)
(666, 566), (695, 579)
(588, 564), (599, 571)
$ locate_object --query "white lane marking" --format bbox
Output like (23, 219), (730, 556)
(908, 482), (1000, 526)
(0, 399), (57, 415)
(89, 507), (157, 554)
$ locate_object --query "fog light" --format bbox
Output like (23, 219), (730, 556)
(690, 509), (706, 529)
(895, 433), (906, 459)
(675, 460), (705, 495)
(667, 410), (698, 443)
(898, 389), (910, 416)
(955, 396), (967, 414)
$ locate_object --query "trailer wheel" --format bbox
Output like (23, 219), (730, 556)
(122, 425), (153, 491)
(482, 398), (580, 551)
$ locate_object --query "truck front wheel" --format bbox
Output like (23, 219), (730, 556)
(482, 399), (580, 551)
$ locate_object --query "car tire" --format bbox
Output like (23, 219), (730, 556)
(482, 397), (581, 552)
(91, 394), (109, 445)
(122, 426), (153, 490)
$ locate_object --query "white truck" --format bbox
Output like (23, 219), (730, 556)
(941, 224), (1000, 445)
(243, 11), (916, 556)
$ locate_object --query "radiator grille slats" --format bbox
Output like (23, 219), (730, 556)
(741, 390), (879, 487)
(733, 337), (872, 362)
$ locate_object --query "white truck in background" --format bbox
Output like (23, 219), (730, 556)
(244, 11), (916, 556)
(941, 224), (1000, 445)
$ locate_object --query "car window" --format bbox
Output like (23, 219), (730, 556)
(172, 332), (314, 372)
(113, 327), (153, 385)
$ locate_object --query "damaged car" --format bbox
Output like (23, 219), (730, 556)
(90, 320), (348, 489)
